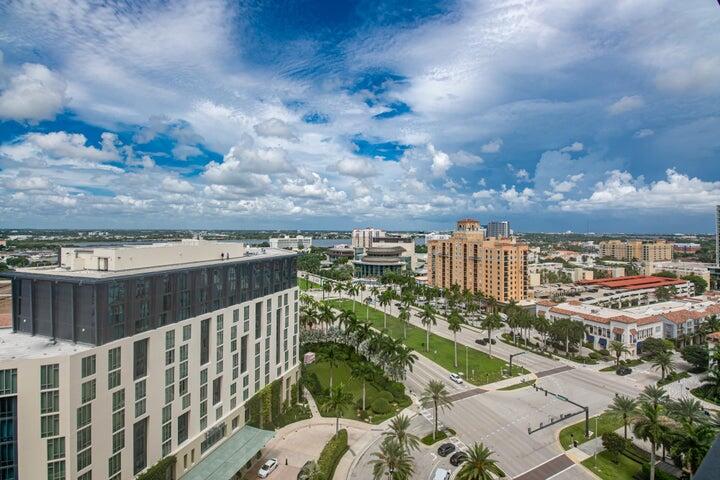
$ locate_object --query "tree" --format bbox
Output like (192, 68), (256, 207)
(351, 362), (376, 412)
(379, 289), (395, 330)
(319, 343), (345, 392)
(669, 423), (717, 476)
(420, 380), (454, 441)
(607, 395), (638, 439)
(321, 384), (354, 434)
(701, 363), (720, 402)
(609, 340), (630, 367)
(447, 309), (463, 368)
(641, 337), (672, 358)
(533, 315), (551, 351)
(370, 437), (415, 480)
(419, 305), (437, 352)
(601, 432), (627, 463)
(398, 307), (410, 340)
(682, 274), (708, 295)
(651, 350), (675, 381)
(454, 442), (505, 480)
(549, 318), (584, 356)
(389, 345), (417, 381)
(681, 345), (709, 371)
(481, 313), (503, 357)
(667, 397), (708, 427)
(322, 281), (333, 300)
(655, 286), (673, 302)
(640, 384), (669, 408)
(632, 400), (671, 480)
(384, 415), (421, 453)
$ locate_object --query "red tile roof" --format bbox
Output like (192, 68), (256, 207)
(577, 275), (686, 291)
(708, 332), (720, 342)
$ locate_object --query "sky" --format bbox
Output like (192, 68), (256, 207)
(0, 0), (719, 233)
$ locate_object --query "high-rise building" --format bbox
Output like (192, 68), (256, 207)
(0, 239), (300, 480)
(427, 219), (529, 302)
(351, 227), (385, 249)
(711, 206), (720, 290)
(599, 240), (673, 262)
(486, 221), (510, 239)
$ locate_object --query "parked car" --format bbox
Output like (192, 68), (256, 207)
(450, 451), (468, 466)
(449, 373), (464, 384)
(437, 442), (456, 457)
(616, 366), (632, 376)
(433, 468), (451, 480)
(476, 338), (488, 345)
(258, 458), (278, 478)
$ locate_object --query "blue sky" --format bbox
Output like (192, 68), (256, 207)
(0, 0), (719, 233)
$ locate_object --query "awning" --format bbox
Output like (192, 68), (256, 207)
(612, 327), (624, 335)
(181, 425), (275, 480)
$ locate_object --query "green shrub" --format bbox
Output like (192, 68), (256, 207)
(588, 352), (601, 360)
(639, 462), (676, 480)
(598, 349), (610, 357)
(136, 456), (176, 480)
(377, 391), (395, 402)
(387, 382), (406, 401)
(371, 398), (391, 414)
(356, 396), (372, 410)
(601, 432), (627, 463)
(317, 429), (349, 480)
(304, 372), (323, 396)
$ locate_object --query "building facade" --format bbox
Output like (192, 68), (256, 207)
(268, 235), (312, 251)
(353, 246), (406, 278)
(427, 219), (528, 302)
(486, 221), (510, 239)
(0, 239), (300, 480)
(599, 240), (673, 262)
(351, 228), (385, 249)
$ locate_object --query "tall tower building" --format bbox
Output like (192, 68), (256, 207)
(486, 221), (510, 239)
(427, 219), (528, 302)
(0, 239), (300, 480)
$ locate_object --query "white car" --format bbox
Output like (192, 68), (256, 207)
(258, 458), (278, 478)
(433, 467), (451, 480)
(449, 373), (464, 384)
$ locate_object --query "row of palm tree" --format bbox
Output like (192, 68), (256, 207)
(606, 384), (719, 479)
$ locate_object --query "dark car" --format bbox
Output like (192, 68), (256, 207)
(475, 338), (488, 345)
(449, 451), (468, 466)
(616, 366), (632, 376)
(437, 443), (456, 457)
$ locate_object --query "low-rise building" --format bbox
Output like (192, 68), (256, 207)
(673, 243), (701, 254)
(599, 239), (673, 262)
(268, 235), (312, 251)
(327, 244), (355, 262)
(644, 260), (711, 284)
(577, 275), (694, 307)
(353, 246), (406, 278)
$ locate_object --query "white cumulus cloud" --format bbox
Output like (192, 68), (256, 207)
(607, 95), (644, 115)
(0, 63), (67, 123)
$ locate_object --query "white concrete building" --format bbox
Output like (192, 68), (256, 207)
(0, 240), (300, 480)
(268, 235), (312, 251)
(351, 228), (385, 249)
(644, 260), (711, 284)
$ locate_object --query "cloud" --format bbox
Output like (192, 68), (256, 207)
(429, 144), (451, 177)
(451, 150), (483, 166)
(0, 62), (67, 123)
(607, 95), (644, 115)
(333, 157), (378, 178)
(203, 137), (293, 183)
(281, 173), (347, 202)
(655, 57), (720, 94)
(550, 173), (584, 193)
(472, 189), (496, 200)
(633, 128), (655, 139)
(171, 144), (202, 160)
(253, 118), (297, 141)
(480, 138), (503, 153)
(515, 169), (529, 181)
(560, 142), (583, 153)
(500, 186), (534, 207)
(3, 176), (52, 191)
(161, 176), (194, 193)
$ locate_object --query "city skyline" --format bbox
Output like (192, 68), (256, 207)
(1, 1), (720, 233)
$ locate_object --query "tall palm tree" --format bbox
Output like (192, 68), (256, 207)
(390, 345), (417, 381)
(607, 395), (638, 439)
(379, 289), (394, 330)
(701, 363), (720, 401)
(667, 397), (708, 427)
(533, 315), (551, 351)
(370, 437), (415, 480)
(318, 303), (336, 332)
(354, 322), (373, 354)
(384, 414), (421, 452)
(364, 296), (373, 322)
(347, 283), (360, 312)
(420, 380), (454, 441)
(351, 361), (377, 411)
(398, 307), (411, 340)
(651, 350), (675, 381)
(609, 340), (630, 367)
(481, 313), (503, 357)
(454, 442), (505, 479)
(447, 309), (463, 368)
(633, 401), (672, 480)
(322, 280), (333, 300)
(640, 385), (669, 408)
(321, 384), (354, 434)
(320, 343), (345, 392)
(419, 304), (437, 352)
(669, 423), (717, 477)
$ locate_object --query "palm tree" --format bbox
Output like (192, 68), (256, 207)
(379, 289), (394, 330)
(318, 303), (336, 332)
(667, 397), (708, 427)
(607, 395), (638, 439)
(351, 361), (376, 412)
(390, 345), (417, 381)
(455, 442), (505, 479)
(669, 423), (717, 477)
(420, 380), (454, 441)
(333, 281), (345, 301)
(303, 463), (325, 480)
(419, 304), (437, 352)
(384, 414), (421, 452)
(481, 313), (503, 357)
(321, 383), (354, 434)
(633, 400), (672, 480)
(533, 315), (551, 351)
(398, 306), (411, 340)
(651, 350), (675, 381)
(640, 384), (669, 408)
(320, 343), (345, 392)
(354, 322), (373, 354)
(347, 283), (360, 312)
(370, 437), (415, 480)
(364, 296), (373, 322)
(322, 280), (333, 300)
(447, 309), (463, 368)
(701, 364), (720, 401)
(609, 340), (630, 367)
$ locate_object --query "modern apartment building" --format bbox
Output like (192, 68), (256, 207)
(0, 239), (300, 480)
(268, 235), (312, 251)
(351, 227), (385, 249)
(486, 221), (510, 239)
(712, 205), (720, 290)
(599, 240), (673, 261)
(427, 219), (529, 302)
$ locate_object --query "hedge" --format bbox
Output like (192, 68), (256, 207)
(317, 429), (349, 480)
(371, 398), (391, 414)
(639, 463), (676, 480)
(136, 456), (176, 480)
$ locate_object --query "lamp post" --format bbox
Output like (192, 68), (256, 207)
(465, 346), (469, 379)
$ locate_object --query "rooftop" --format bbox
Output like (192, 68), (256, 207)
(577, 275), (686, 291)
(0, 328), (91, 361)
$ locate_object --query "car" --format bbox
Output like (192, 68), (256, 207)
(476, 338), (488, 345)
(257, 458), (278, 478)
(437, 442), (456, 457)
(449, 373), (464, 384)
(490, 338), (496, 345)
(450, 451), (468, 466)
(616, 366), (632, 376)
(432, 468), (451, 480)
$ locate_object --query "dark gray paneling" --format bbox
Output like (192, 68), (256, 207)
(54, 282), (74, 339)
(34, 281), (52, 337)
(76, 285), (96, 344)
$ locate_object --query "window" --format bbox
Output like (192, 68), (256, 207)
(240, 336), (248, 373)
(177, 412), (189, 444)
(41, 414), (59, 438)
(108, 347), (121, 370)
(112, 430), (124, 452)
(108, 371), (121, 390)
(77, 426), (91, 451)
(81, 380), (96, 403)
(112, 389), (125, 412)
(165, 330), (175, 349)
(47, 437), (65, 460)
(78, 472), (92, 480)
(133, 418), (148, 474)
(212, 377), (222, 405)
(40, 364), (59, 390)
(200, 318), (210, 365)
(112, 410), (125, 433)
(255, 302), (262, 339)
(108, 452), (121, 476)
(41, 390), (59, 414)
(47, 460), (65, 480)
(77, 448), (91, 471)
(77, 404), (91, 428)
(134, 338), (149, 380)
(183, 324), (191, 341)
(81, 356), (96, 378)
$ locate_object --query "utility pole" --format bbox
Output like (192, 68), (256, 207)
(465, 346), (469, 379)
(509, 351), (527, 376)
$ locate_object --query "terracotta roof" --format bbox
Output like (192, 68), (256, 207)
(577, 275), (686, 291)
(613, 327), (624, 335)
(708, 332), (720, 342)
(536, 299), (557, 307)
(662, 309), (707, 325)
(630, 329), (638, 336)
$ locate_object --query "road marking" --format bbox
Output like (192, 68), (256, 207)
(513, 454), (575, 480)
(545, 463), (578, 480)
(535, 365), (574, 378)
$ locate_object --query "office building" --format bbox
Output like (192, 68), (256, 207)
(353, 246), (407, 278)
(644, 260), (711, 284)
(0, 239), (300, 480)
(371, 235), (417, 270)
(486, 221), (510, 239)
(351, 228), (385, 249)
(268, 235), (312, 251)
(599, 240), (673, 262)
(427, 219), (529, 302)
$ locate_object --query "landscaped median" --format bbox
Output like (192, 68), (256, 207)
(298, 276), (321, 291)
(558, 411), (624, 450)
(328, 299), (524, 385)
(316, 429), (349, 480)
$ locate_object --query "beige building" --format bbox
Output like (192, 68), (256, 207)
(599, 240), (673, 262)
(644, 260), (711, 284)
(427, 219), (528, 302)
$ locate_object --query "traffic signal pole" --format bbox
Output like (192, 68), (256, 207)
(527, 384), (590, 438)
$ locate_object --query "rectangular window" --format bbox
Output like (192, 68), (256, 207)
(77, 404), (91, 428)
(133, 338), (149, 380)
(81, 380), (96, 403)
(254, 302), (262, 339)
(166, 330), (175, 349)
(240, 336), (248, 373)
(183, 324), (191, 341)
(112, 389), (125, 412)
(108, 370), (121, 390)
(177, 412), (189, 444)
(40, 364), (59, 390)
(41, 390), (59, 414)
(77, 448), (91, 471)
(133, 418), (148, 474)
(0, 369), (17, 395)
(47, 437), (65, 460)
(112, 430), (124, 453)
(81, 356), (96, 378)
(78, 472), (91, 480)
(108, 347), (121, 371)
(212, 377), (222, 405)
(77, 426), (91, 451)
(108, 452), (121, 476)
(112, 410), (125, 433)
(47, 460), (65, 480)
(40, 414), (59, 438)
(200, 318), (210, 365)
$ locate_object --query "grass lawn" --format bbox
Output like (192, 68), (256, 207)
(657, 371), (690, 387)
(498, 379), (536, 391)
(581, 451), (642, 480)
(298, 277), (321, 291)
(691, 385), (720, 406)
(559, 411), (624, 450)
(305, 358), (409, 424)
(420, 428), (456, 445)
(328, 299), (520, 385)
